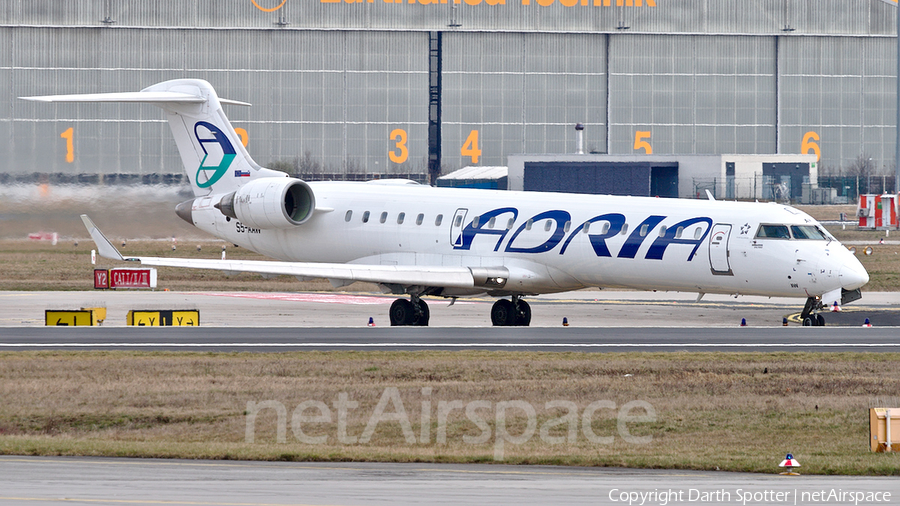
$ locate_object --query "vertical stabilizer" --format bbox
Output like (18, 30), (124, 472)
(140, 80), (285, 196)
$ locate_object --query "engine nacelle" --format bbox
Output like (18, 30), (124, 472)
(215, 178), (315, 229)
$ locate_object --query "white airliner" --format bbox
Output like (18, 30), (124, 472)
(23, 79), (869, 327)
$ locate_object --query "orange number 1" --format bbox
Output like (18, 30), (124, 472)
(60, 127), (74, 163)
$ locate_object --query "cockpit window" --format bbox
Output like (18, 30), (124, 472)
(755, 224), (790, 239)
(756, 224), (830, 240)
(791, 225), (827, 240)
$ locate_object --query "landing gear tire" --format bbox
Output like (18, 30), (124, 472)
(491, 299), (516, 326)
(390, 299), (415, 326)
(802, 314), (827, 327)
(415, 299), (430, 326)
(491, 298), (532, 327)
(513, 299), (531, 327)
(390, 298), (430, 326)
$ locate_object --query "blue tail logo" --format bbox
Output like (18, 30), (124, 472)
(194, 121), (237, 189)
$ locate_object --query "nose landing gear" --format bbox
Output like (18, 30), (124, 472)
(800, 296), (826, 326)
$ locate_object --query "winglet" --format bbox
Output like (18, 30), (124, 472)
(80, 215), (125, 261)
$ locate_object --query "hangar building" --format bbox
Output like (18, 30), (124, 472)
(1, 1), (897, 187)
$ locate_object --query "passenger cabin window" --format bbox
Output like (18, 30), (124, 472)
(380, 212), (388, 224)
(362, 211), (370, 223)
(675, 226), (684, 239)
(583, 222), (591, 234)
(621, 224), (629, 235)
(506, 218), (514, 230)
(756, 224), (790, 239)
(526, 219), (534, 231)
(345, 210), (353, 222)
(544, 220), (553, 232)
(639, 224), (649, 237)
(488, 217), (496, 229)
(693, 227), (702, 239)
(791, 225), (827, 240)
(453, 215), (462, 228)
(397, 212), (405, 224)
(658, 225), (667, 237)
(436, 214), (444, 226)
(416, 214), (424, 226)
(472, 216), (480, 227)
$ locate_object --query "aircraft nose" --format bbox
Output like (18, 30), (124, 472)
(839, 257), (869, 290)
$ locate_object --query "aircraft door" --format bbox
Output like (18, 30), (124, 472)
(709, 223), (733, 276)
(450, 208), (468, 247)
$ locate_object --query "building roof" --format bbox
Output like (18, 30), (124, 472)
(438, 166), (508, 181)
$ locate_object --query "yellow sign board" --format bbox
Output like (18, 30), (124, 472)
(45, 310), (94, 326)
(127, 310), (200, 327)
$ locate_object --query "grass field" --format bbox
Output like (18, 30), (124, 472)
(0, 351), (898, 475)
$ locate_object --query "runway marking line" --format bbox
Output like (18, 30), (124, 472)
(0, 496), (332, 506)
(1, 342), (900, 348)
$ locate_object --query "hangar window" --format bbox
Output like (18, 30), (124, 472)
(345, 210), (353, 222)
(416, 214), (424, 226)
(436, 214), (444, 226)
(380, 212), (388, 224)
(397, 212), (405, 224)
(756, 224), (790, 239)
(791, 225), (827, 240)
(362, 211), (370, 223)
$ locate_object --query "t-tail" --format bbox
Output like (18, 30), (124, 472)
(21, 78), (286, 197)
(21, 79), (316, 228)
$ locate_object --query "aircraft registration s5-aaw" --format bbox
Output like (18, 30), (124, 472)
(22, 79), (869, 327)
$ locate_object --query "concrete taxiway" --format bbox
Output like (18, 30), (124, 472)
(0, 456), (897, 506)
(3, 290), (899, 328)
(3, 326), (900, 352)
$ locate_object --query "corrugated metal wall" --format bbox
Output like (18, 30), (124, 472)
(3, 0), (896, 34)
(1, 0), (898, 180)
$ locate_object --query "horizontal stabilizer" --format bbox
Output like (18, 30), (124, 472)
(19, 91), (250, 107)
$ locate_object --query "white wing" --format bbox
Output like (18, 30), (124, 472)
(81, 215), (486, 290)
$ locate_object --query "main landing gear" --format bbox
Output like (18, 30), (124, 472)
(491, 296), (531, 327)
(389, 295), (430, 326)
(388, 294), (532, 327)
(800, 296), (826, 327)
